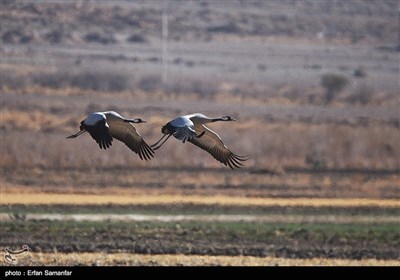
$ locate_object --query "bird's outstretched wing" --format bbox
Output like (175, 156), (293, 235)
(107, 119), (154, 160)
(167, 116), (198, 143)
(189, 125), (249, 169)
(86, 119), (113, 149)
(172, 126), (198, 143)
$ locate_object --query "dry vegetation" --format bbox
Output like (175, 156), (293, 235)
(1, 1), (398, 45)
(3, 193), (400, 208)
(1, 105), (399, 171)
(6, 252), (400, 266)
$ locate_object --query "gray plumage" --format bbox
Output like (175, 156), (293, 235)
(67, 111), (154, 161)
(152, 113), (249, 169)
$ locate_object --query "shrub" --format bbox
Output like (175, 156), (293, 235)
(31, 71), (131, 92)
(83, 32), (116, 44)
(353, 67), (367, 78)
(207, 22), (240, 34)
(305, 151), (327, 169)
(321, 73), (349, 104)
(127, 33), (147, 43)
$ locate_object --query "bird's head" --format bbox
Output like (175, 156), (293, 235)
(134, 118), (146, 123)
(125, 118), (146, 123)
(221, 116), (236, 121)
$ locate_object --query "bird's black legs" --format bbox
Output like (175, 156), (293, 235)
(197, 131), (206, 138)
(151, 134), (168, 147)
(66, 130), (86, 139)
(152, 130), (205, 149)
(151, 134), (172, 150)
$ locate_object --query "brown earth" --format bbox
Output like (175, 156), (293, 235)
(2, 217), (399, 261)
(5, 253), (400, 266)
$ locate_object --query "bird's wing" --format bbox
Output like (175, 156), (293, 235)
(107, 120), (154, 160)
(189, 125), (249, 169)
(85, 119), (113, 150)
(169, 116), (198, 143)
(172, 126), (198, 143)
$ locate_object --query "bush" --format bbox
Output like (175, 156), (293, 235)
(321, 73), (349, 104)
(2, 30), (33, 44)
(305, 151), (327, 169)
(83, 32), (116, 44)
(127, 33), (147, 43)
(31, 71), (131, 92)
(353, 67), (367, 78)
(207, 22), (240, 34)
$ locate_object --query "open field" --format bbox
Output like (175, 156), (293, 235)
(4, 253), (400, 266)
(2, 193), (400, 208)
(1, 0), (399, 266)
(1, 193), (399, 265)
(2, 214), (399, 262)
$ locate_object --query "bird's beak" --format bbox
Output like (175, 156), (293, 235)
(231, 118), (237, 121)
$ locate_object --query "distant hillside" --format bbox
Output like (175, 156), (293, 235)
(1, 0), (398, 45)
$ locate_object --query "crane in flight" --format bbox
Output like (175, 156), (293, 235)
(152, 113), (249, 169)
(67, 111), (154, 161)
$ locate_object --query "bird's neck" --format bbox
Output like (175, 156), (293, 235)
(211, 117), (225, 122)
(123, 118), (139, 123)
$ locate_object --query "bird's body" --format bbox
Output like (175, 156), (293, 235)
(160, 114), (203, 143)
(152, 113), (249, 169)
(67, 111), (154, 160)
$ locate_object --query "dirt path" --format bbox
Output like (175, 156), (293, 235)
(1, 213), (398, 224)
(2, 193), (400, 207)
(5, 252), (400, 266)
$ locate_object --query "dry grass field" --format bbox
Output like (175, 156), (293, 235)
(4, 252), (399, 266)
(2, 193), (400, 208)
(1, 0), (399, 267)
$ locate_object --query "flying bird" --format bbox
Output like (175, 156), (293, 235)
(152, 113), (249, 169)
(67, 111), (154, 160)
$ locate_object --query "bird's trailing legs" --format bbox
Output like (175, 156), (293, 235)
(151, 134), (172, 150)
(66, 129), (86, 139)
(151, 131), (205, 151)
